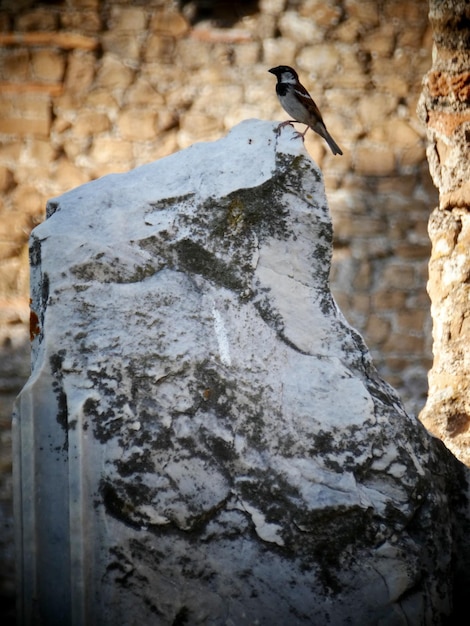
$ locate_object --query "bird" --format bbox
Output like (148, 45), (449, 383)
(268, 65), (343, 156)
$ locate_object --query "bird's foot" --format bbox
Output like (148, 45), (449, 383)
(274, 120), (295, 136)
(290, 131), (306, 142)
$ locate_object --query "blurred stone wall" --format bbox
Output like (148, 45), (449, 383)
(0, 0), (436, 614)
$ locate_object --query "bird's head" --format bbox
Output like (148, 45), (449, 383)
(268, 65), (299, 84)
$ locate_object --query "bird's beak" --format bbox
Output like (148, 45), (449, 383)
(268, 68), (276, 75)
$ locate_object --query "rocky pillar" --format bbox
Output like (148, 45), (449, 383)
(13, 120), (470, 625)
(418, 0), (470, 465)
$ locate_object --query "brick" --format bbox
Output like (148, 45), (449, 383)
(297, 45), (341, 80)
(62, 136), (90, 161)
(143, 34), (176, 63)
(376, 176), (418, 196)
(15, 8), (58, 31)
(345, 0), (380, 27)
(395, 242), (431, 260)
(243, 14), (276, 39)
(0, 49), (30, 81)
(365, 315), (391, 344)
(64, 50), (96, 94)
(352, 262), (372, 290)
(150, 10), (189, 37)
(0, 167), (14, 192)
(0, 94), (50, 118)
(351, 293), (371, 315)
(384, 119), (422, 150)
(0, 141), (22, 164)
(95, 54), (134, 90)
(333, 17), (361, 43)
(233, 41), (260, 66)
(372, 66), (410, 97)
(398, 28), (428, 50)
(124, 78), (165, 107)
(89, 137), (133, 164)
(132, 130), (178, 165)
(84, 88), (118, 109)
(386, 356), (431, 375)
(102, 32), (142, 61)
(398, 142), (426, 168)
(259, 0), (285, 14)
(53, 159), (90, 192)
(397, 309), (428, 331)
(117, 108), (157, 141)
(0, 116), (51, 137)
(192, 84), (244, 116)
(11, 185), (46, 216)
(263, 37), (297, 67)
(60, 10), (102, 33)
(175, 38), (213, 69)
(383, 332), (425, 354)
(347, 215), (384, 237)
(177, 112), (221, 147)
(31, 49), (66, 82)
(73, 111), (110, 137)
(52, 115), (72, 134)
(354, 145), (395, 176)
(299, 2), (342, 28)
(28, 139), (57, 163)
(110, 6), (147, 32)
(362, 24), (396, 56)
(0, 254), (30, 299)
(278, 11), (323, 45)
(372, 290), (407, 311)
(224, 103), (268, 129)
(408, 289), (431, 311)
(0, 210), (30, 251)
(381, 264), (416, 289)
(384, 2), (424, 22)
(358, 93), (397, 128)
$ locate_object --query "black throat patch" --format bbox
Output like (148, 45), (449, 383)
(276, 83), (290, 97)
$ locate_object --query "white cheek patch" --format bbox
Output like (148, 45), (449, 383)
(281, 72), (297, 84)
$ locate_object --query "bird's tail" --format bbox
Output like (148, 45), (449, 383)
(324, 129), (343, 156)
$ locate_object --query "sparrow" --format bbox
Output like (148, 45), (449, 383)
(268, 65), (343, 156)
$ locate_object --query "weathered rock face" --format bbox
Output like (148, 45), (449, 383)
(13, 120), (470, 625)
(417, 0), (470, 467)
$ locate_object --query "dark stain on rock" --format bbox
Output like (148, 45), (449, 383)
(174, 239), (244, 291)
(50, 350), (69, 442)
(115, 450), (155, 476)
(100, 479), (149, 531)
(83, 396), (123, 444)
(29, 234), (42, 267)
(172, 606), (190, 626)
(29, 308), (40, 341)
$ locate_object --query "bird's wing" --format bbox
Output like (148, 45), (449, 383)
(294, 83), (325, 123)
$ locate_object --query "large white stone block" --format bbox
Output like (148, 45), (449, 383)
(13, 120), (470, 625)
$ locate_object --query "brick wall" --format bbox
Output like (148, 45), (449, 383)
(0, 0), (436, 613)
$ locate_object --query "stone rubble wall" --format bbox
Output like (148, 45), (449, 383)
(0, 0), (436, 414)
(0, 0), (436, 607)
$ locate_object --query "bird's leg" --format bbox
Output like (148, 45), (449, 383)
(291, 126), (309, 141)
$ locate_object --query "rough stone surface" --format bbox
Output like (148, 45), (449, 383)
(417, 0), (470, 466)
(13, 120), (470, 625)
